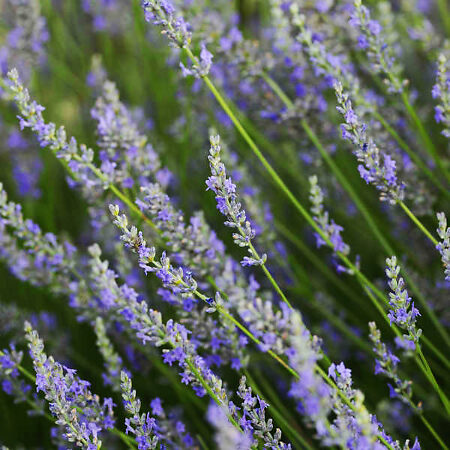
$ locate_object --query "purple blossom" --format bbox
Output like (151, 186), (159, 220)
(207, 135), (266, 267)
(335, 82), (404, 203)
(386, 256), (422, 343)
(25, 322), (114, 448)
(436, 212), (450, 281)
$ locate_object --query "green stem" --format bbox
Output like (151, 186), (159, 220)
(420, 414), (449, 450)
(192, 64), (450, 375)
(399, 90), (449, 181)
(260, 261), (293, 308)
(399, 201), (439, 246)
(216, 305), (299, 379)
(422, 335), (450, 370)
(184, 359), (241, 431)
(417, 346), (450, 416)
(436, 0), (450, 36)
(261, 71), (450, 350)
(196, 434), (211, 450)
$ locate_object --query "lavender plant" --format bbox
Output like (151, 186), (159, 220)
(433, 53), (450, 138)
(207, 135), (266, 268)
(0, 0), (449, 448)
(436, 212), (450, 281)
(24, 321), (115, 448)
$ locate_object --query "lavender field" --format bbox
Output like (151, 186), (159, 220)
(0, 0), (449, 448)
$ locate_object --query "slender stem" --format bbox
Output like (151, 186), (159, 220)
(399, 201), (439, 246)
(437, 0), (450, 36)
(420, 414), (449, 450)
(199, 64), (450, 375)
(184, 359), (242, 431)
(216, 305), (299, 379)
(261, 72), (450, 349)
(417, 346), (450, 415)
(399, 90), (449, 181)
(260, 262), (292, 308)
(422, 335), (450, 370)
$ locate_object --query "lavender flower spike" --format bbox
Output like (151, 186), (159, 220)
(369, 322), (415, 406)
(237, 376), (291, 449)
(386, 257), (421, 346)
(207, 403), (253, 450)
(436, 212), (450, 281)
(94, 317), (125, 393)
(207, 135), (266, 267)
(335, 82), (404, 204)
(432, 54), (450, 138)
(309, 175), (354, 275)
(120, 371), (159, 450)
(0, 0), (48, 84)
(140, 1), (213, 78)
(24, 321), (115, 448)
(6, 69), (109, 195)
(350, 0), (405, 93)
(109, 204), (198, 296)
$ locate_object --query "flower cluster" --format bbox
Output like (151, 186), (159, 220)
(328, 361), (381, 448)
(137, 183), (225, 277)
(24, 321), (115, 448)
(436, 212), (450, 281)
(432, 53), (450, 138)
(0, 0), (448, 448)
(0, 345), (34, 405)
(290, 5), (356, 89)
(335, 82), (405, 203)
(0, 182), (77, 289)
(141, 0), (191, 48)
(109, 204), (199, 296)
(349, 0), (405, 93)
(140, 0), (213, 78)
(286, 311), (333, 442)
(309, 175), (353, 274)
(207, 403), (253, 450)
(385, 256), (421, 346)
(91, 79), (165, 191)
(0, 0), (48, 83)
(237, 376), (291, 449)
(6, 69), (107, 197)
(82, 0), (132, 35)
(207, 135), (266, 267)
(120, 371), (159, 450)
(369, 322), (415, 407)
(88, 242), (236, 416)
(94, 317), (126, 392)
(149, 397), (195, 447)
